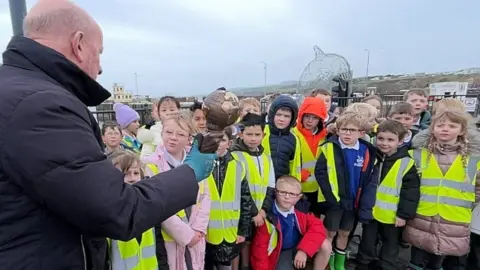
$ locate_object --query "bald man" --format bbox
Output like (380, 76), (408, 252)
(0, 1), (217, 269)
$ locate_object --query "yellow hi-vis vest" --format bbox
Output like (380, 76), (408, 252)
(265, 221), (278, 256)
(410, 148), (480, 223)
(318, 143), (341, 202)
(161, 182), (205, 242)
(109, 228), (158, 270)
(293, 127), (325, 196)
(262, 125), (302, 180)
(372, 157), (415, 224)
(232, 151), (273, 210)
(206, 160), (246, 245)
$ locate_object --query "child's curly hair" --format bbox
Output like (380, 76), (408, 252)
(425, 109), (470, 180)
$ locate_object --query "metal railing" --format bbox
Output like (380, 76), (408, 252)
(92, 94), (480, 126)
(261, 94), (480, 117)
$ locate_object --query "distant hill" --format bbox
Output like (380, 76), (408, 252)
(232, 69), (480, 97)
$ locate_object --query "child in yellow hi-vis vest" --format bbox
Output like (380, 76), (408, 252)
(231, 113), (276, 270)
(107, 151), (159, 270)
(205, 128), (253, 270)
(144, 112), (210, 270)
(404, 109), (480, 270)
(356, 120), (420, 270)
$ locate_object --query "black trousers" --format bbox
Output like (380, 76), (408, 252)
(356, 220), (400, 270)
(467, 233), (480, 270)
(410, 246), (445, 270)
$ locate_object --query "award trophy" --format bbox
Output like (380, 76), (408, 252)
(198, 89), (240, 153)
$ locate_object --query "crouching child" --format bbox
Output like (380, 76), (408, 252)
(250, 176), (332, 270)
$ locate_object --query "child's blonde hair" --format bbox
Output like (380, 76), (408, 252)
(336, 112), (367, 131)
(344, 103), (377, 120)
(240, 98), (261, 111)
(108, 150), (145, 178)
(361, 95), (383, 107)
(432, 98), (465, 115)
(426, 109), (471, 179)
(166, 111), (196, 135)
(276, 175), (302, 192)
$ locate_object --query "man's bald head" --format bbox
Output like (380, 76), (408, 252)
(23, 0), (103, 79)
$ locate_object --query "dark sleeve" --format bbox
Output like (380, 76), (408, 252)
(397, 165), (421, 220)
(261, 187), (275, 213)
(155, 225), (170, 270)
(238, 178), (253, 237)
(2, 92), (199, 241)
(358, 154), (377, 223)
(314, 152), (338, 207)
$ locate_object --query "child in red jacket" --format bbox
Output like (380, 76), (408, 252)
(250, 176), (332, 270)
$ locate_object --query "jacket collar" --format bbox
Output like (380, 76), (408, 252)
(2, 36), (111, 107)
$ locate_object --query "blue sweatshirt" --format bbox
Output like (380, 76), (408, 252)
(340, 140), (367, 200)
(273, 203), (300, 250)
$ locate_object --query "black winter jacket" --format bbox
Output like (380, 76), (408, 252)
(206, 152), (253, 263)
(231, 139), (275, 217)
(267, 95), (299, 180)
(0, 37), (200, 269)
(374, 148), (420, 220)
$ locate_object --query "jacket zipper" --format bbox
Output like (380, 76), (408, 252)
(80, 235), (87, 270)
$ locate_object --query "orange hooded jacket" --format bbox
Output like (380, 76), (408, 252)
(296, 97), (328, 156)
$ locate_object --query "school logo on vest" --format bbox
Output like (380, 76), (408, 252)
(354, 156), (364, 168)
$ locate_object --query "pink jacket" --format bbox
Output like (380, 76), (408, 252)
(145, 146), (211, 270)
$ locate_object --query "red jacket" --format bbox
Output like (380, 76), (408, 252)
(250, 208), (327, 270)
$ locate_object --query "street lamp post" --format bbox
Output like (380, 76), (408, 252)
(9, 0), (27, 36)
(364, 49), (370, 80)
(260, 61), (267, 97)
(134, 72), (139, 96)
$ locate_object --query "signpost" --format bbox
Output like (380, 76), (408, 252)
(429, 82), (477, 112)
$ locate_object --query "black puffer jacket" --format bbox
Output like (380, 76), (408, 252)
(267, 95), (299, 179)
(205, 152), (253, 263)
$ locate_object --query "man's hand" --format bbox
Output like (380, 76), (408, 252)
(294, 250), (307, 269)
(236, 235), (246, 244)
(395, 217), (406, 227)
(188, 231), (204, 247)
(184, 134), (218, 182)
(253, 214), (265, 227)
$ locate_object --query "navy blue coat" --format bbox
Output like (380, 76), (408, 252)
(314, 136), (377, 223)
(0, 37), (199, 269)
(267, 96), (299, 180)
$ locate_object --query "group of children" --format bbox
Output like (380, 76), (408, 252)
(100, 87), (480, 270)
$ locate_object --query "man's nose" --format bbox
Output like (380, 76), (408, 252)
(98, 66), (103, 75)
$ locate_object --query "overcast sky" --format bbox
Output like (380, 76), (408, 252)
(0, 0), (479, 97)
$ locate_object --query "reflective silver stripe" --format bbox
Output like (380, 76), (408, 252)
(208, 219), (240, 229)
(208, 160), (243, 230)
(413, 149), (422, 169)
(142, 245), (157, 259)
(468, 157), (480, 181)
(375, 201), (398, 210)
(421, 178), (475, 193)
(302, 160), (316, 169)
(267, 223), (276, 255)
(420, 194), (473, 209)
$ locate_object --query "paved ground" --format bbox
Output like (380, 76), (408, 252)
(345, 224), (410, 270)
